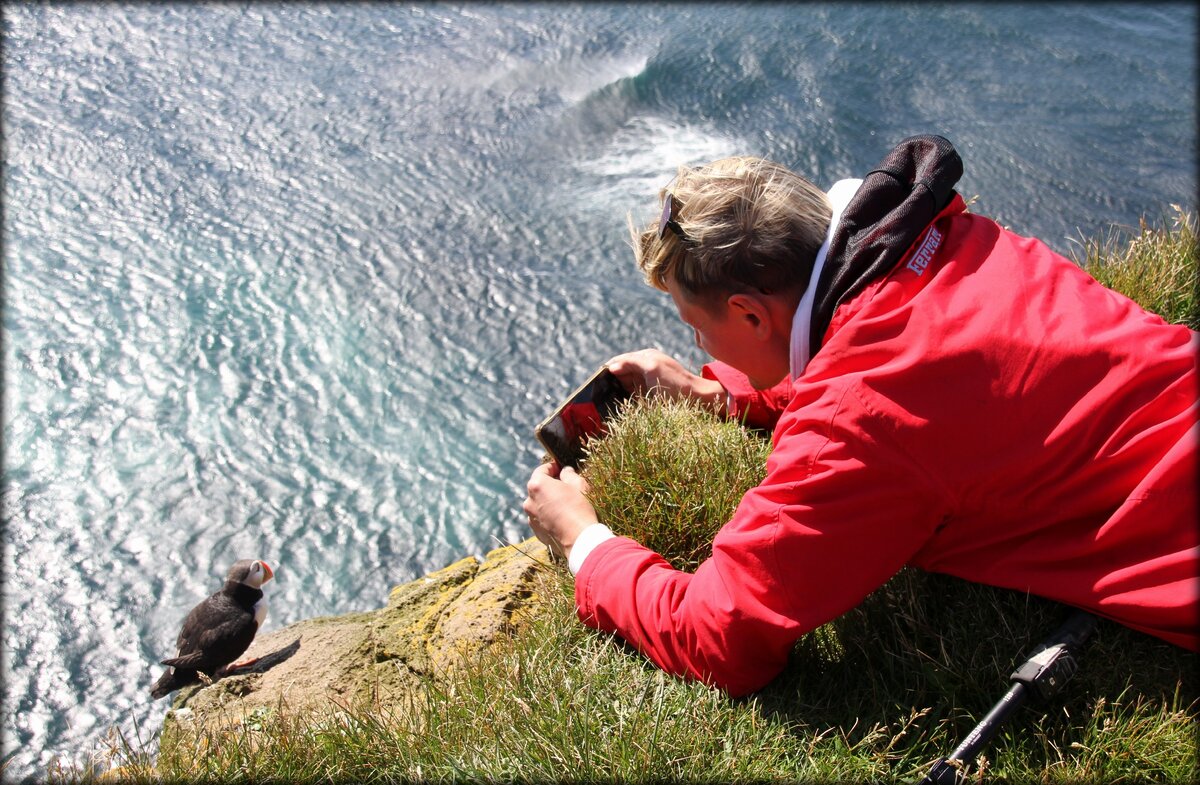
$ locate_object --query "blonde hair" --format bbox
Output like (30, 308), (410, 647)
(630, 157), (832, 302)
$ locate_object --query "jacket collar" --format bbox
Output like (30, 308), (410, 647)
(789, 178), (862, 380)
(791, 134), (964, 380)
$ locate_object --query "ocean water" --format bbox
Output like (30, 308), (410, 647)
(2, 3), (1194, 779)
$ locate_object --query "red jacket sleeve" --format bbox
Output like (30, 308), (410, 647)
(701, 361), (793, 431)
(574, 380), (947, 696)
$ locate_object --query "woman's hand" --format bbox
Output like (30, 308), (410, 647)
(523, 462), (598, 562)
(607, 349), (726, 412)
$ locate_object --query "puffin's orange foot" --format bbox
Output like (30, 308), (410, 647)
(224, 656), (261, 674)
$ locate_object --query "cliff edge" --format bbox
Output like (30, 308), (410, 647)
(161, 538), (552, 737)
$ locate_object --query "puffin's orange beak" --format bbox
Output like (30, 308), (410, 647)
(260, 561), (274, 582)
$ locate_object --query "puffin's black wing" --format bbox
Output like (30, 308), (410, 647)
(168, 593), (222, 661)
(167, 591), (260, 673)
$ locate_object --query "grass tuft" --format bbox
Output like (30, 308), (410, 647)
(584, 395), (771, 571)
(1070, 205), (1198, 329)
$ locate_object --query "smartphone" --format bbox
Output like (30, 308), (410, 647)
(535, 366), (632, 469)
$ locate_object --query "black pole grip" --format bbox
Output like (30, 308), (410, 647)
(1010, 610), (1097, 703)
(917, 610), (1097, 785)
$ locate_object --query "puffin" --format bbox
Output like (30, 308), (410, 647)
(150, 558), (274, 699)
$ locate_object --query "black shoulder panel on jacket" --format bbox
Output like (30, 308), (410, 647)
(809, 134), (963, 359)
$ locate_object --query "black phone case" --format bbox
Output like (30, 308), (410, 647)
(535, 366), (631, 468)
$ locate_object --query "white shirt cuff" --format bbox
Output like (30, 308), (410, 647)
(568, 523), (615, 575)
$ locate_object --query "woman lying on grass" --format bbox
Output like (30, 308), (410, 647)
(525, 134), (1198, 697)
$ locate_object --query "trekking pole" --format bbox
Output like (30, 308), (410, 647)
(918, 609), (1098, 785)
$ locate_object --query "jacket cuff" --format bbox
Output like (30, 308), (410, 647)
(574, 535), (642, 623)
(701, 362), (790, 430)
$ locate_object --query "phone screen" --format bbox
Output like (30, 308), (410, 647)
(535, 366), (631, 469)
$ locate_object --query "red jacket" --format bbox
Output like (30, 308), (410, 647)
(575, 195), (1199, 697)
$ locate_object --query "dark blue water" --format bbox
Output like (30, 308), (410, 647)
(2, 4), (1194, 779)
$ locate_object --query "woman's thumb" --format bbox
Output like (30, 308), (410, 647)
(559, 465), (588, 489)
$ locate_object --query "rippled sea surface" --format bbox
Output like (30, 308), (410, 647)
(2, 4), (1194, 779)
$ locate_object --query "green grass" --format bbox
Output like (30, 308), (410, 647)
(72, 211), (1198, 782)
(91, 558), (1199, 784)
(1071, 204), (1198, 330)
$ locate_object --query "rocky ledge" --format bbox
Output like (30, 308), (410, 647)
(162, 538), (552, 736)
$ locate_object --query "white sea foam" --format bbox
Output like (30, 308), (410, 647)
(573, 115), (749, 218)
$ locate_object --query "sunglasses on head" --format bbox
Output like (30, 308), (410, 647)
(655, 190), (777, 296)
(657, 192), (689, 243)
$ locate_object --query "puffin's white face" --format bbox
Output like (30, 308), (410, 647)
(243, 560), (274, 589)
